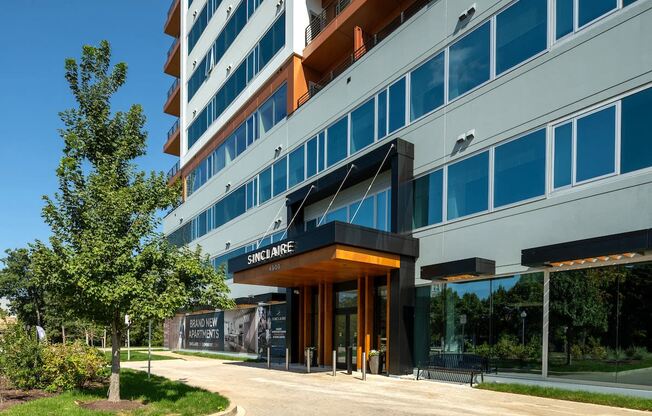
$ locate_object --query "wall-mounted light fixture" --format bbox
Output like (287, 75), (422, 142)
(459, 3), (476, 21)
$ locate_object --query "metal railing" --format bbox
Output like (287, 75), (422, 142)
(167, 160), (181, 181)
(298, 0), (433, 108)
(167, 0), (179, 17)
(305, 0), (352, 46)
(167, 38), (179, 58)
(167, 118), (180, 142)
(167, 78), (180, 99)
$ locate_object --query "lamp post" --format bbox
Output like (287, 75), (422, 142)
(520, 310), (527, 346)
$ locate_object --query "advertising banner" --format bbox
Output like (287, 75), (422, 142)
(257, 304), (286, 360)
(224, 308), (256, 353)
(185, 312), (224, 351)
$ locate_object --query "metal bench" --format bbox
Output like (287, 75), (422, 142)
(416, 353), (490, 386)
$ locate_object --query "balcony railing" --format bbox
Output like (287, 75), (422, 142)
(305, 0), (352, 46)
(167, 160), (181, 181)
(298, 0), (432, 108)
(167, 78), (180, 99)
(167, 38), (179, 58)
(167, 0), (179, 17)
(167, 118), (180, 142)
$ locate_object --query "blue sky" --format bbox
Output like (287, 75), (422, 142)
(0, 1), (178, 254)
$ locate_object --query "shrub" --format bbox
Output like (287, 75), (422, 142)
(625, 346), (649, 361)
(0, 322), (43, 389)
(41, 341), (107, 392)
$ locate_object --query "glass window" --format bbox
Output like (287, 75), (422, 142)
(306, 137), (318, 178)
(447, 152), (489, 220)
(234, 124), (247, 157)
(389, 78), (406, 133)
(318, 132), (325, 172)
(496, 0), (547, 75)
(259, 166), (272, 203)
(259, 96), (274, 135)
(273, 157), (287, 196)
(376, 190), (388, 231)
(553, 123), (573, 189)
(449, 21), (491, 100)
(410, 53), (445, 121)
(413, 169), (443, 228)
(578, 0), (617, 28)
(305, 218), (317, 232)
(274, 84), (287, 123)
(621, 87), (652, 174)
(350, 196), (374, 228)
(324, 206), (348, 224)
(246, 178), (257, 210)
(555, 0), (574, 39)
(377, 91), (387, 139)
(576, 106), (616, 182)
(327, 117), (348, 167)
(288, 146), (305, 188)
(214, 145), (226, 173)
(350, 98), (375, 153)
(224, 136), (236, 165)
(494, 129), (546, 208)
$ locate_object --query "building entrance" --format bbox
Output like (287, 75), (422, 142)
(334, 287), (358, 368)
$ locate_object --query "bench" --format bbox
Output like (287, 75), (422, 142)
(416, 353), (490, 386)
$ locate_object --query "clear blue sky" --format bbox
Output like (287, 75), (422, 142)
(0, 1), (179, 254)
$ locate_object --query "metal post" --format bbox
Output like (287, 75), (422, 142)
(542, 270), (550, 378)
(332, 350), (336, 376)
(306, 349), (311, 373)
(362, 352), (366, 381)
(285, 348), (289, 370)
(346, 346), (352, 375)
(147, 320), (152, 379)
(127, 328), (130, 361)
(267, 347), (271, 369)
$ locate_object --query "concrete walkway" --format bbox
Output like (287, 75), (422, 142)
(123, 353), (650, 416)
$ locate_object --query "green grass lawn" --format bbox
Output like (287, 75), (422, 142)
(103, 351), (176, 362)
(477, 382), (652, 412)
(2, 369), (228, 416)
(174, 350), (260, 362)
(548, 356), (652, 373)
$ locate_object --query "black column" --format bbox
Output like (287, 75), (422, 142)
(388, 255), (415, 375)
(285, 287), (300, 363)
(391, 140), (414, 234)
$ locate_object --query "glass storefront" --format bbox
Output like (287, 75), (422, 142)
(549, 262), (652, 387)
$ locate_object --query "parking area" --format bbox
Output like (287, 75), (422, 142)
(123, 354), (649, 416)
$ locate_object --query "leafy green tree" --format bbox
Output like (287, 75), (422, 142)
(0, 247), (45, 327)
(39, 41), (232, 402)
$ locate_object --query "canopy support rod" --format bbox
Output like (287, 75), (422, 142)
(318, 164), (356, 227)
(280, 185), (315, 240)
(350, 144), (394, 225)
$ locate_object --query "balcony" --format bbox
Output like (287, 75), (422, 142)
(164, 118), (181, 156)
(164, 78), (180, 116)
(299, 0), (431, 108)
(302, 0), (409, 73)
(164, 0), (181, 38)
(167, 160), (181, 182)
(164, 39), (180, 77)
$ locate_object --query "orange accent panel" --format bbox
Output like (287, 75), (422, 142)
(298, 287), (305, 364)
(357, 277), (363, 370)
(164, 41), (180, 77)
(163, 83), (180, 116)
(324, 283), (333, 366)
(164, 0), (181, 38)
(163, 127), (180, 156)
(364, 275), (374, 358)
(386, 271), (391, 374)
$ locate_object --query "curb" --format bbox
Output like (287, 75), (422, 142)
(209, 404), (245, 416)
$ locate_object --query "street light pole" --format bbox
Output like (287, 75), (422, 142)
(520, 310), (527, 345)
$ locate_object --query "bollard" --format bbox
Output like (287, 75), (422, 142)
(362, 352), (366, 381)
(285, 348), (289, 371)
(346, 347), (352, 375)
(267, 347), (271, 369)
(332, 350), (336, 376)
(306, 348), (311, 373)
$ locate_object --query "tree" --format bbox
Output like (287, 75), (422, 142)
(0, 247), (45, 327)
(39, 41), (233, 402)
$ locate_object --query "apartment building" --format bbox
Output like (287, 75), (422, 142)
(162, 0), (652, 391)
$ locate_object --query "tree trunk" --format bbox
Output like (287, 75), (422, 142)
(85, 330), (89, 346)
(108, 316), (121, 402)
(35, 308), (41, 327)
(62, 325), (66, 344)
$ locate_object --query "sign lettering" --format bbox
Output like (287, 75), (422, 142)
(247, 241), (296, 265)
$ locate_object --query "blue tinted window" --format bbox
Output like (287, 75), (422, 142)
(621, 87), (652, 173)
(259, 167), (272, 203)
(377, 91), (387, 139)
(447, 152), (489, 220)
(273, 157), (287, 196)
(306, 137), (318, 178)
(351, 98), (375, 153)
(496, 0), (547, 75)
(327, 117), (348, 167)
(576, 106), (616, 182)
(410, 52), (445, 121)
(578, 0), (617, 27)
(274, 84), (288, 123)
(556, 0), (574, 39)
(376, 191), (388, 231)
(553, 123), (573, 189)
(318, 132), (325, 172)
(259, 95), (274, 135)
(389, 78), (406, 133)
(350, 197), (374, 228)
(413, 169), (443, 228)
(494, 129), (546, 207)
(623, 0), (638, 5)
(305, 218), (317, 232)
(449, 22), (491, 100)
(324, 206), (348, 224)
(234, 124), (246, 157)
(288, 146), (305, 188)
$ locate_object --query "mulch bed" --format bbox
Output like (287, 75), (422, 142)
(0, 387), (52, 411)
(80, 399), (144, 412)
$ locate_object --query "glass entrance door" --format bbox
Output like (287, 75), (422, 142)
(334, 287), (358, 369)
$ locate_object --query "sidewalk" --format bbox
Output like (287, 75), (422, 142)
(122, 357), (650, 416)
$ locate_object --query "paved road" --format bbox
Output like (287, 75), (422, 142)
(124, 353), (649, 416)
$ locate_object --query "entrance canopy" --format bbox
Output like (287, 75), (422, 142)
(229, 221), (419, 288)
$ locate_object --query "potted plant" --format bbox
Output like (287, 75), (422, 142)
(368, 349), (382, 374)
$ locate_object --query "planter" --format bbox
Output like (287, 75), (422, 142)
(369, 355), (381, 374)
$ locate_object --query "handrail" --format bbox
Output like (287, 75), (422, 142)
(167, 78), (180, 99)
(167, 119), (180, 141)
(167, 38), (179, 58)
(298, 0), (432, 108)
(167, 160), (181, 181)
(305, 0), (352, 46)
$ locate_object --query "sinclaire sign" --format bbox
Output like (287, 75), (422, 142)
(247, 241), (296, 265)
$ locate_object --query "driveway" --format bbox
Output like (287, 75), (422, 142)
(123, 354), (649, 416)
